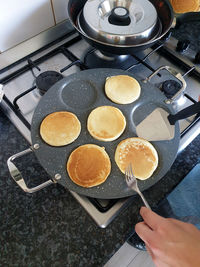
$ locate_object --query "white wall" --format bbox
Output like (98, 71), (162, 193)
(0, 0), (69, 52)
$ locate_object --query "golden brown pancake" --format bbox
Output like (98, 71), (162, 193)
(67, 144), (111, 187)
(115, 137), (158, 180)
(170, 0), (200, 13)
(105, 75), (141, 104)
(40, 111), (81, 146)
(87, 106), (126, 141)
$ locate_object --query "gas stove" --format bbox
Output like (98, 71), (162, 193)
(0, 20), (200, 228)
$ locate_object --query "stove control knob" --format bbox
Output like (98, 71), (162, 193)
(195, 51), (200, 64)
(176, 40), (190, 52)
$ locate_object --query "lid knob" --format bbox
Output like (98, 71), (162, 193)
(108, 7), (131, 26)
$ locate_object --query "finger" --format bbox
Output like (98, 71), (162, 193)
(140, 206), (166, 230)
(146, 245), (169, 267)
(145, 244), (155, 260)
(135, 221), (154, 245)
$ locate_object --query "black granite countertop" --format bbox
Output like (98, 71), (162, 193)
(1, 19), (200, 267)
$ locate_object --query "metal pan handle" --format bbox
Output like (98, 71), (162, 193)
(7, 147), (61, 193)
(143, 66), (186, 104)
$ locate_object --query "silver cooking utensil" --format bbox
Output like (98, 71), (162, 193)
(125, 163), (151, 209)
(136, 102), (200, 141)
(68, 0), (174, 54)
(78, 0), (161, 45)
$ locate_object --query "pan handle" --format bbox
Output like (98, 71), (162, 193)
(7, 147), (61, 193)
(0, 84), (4, 103)
(175, 12), (200, 29)
(143, 66), (186, 104)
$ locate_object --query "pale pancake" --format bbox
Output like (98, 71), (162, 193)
(105, 75), (141, 104)
(40, 111), (81, 146)
(170, 0), (200, 13)
(115, 137), (158, 180)
(67, 144), (111, 187)
(87, 106), (126, 141)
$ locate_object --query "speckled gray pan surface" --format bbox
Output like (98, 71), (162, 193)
(31, 68), (180, 199)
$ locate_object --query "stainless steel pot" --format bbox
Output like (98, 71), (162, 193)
(68, 0), (174, 54)
(78, 0), (162, 45)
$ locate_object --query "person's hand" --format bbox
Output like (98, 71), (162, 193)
(135, 207), (200, 267)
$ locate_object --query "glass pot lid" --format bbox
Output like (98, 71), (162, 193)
(78, 0), (161, 45)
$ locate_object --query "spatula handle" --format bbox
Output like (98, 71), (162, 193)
(168, 102), (200, 125)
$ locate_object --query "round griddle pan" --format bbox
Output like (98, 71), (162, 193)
(31, 68), (180, 199)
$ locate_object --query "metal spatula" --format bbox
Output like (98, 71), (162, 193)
(136, 101), (200, 141)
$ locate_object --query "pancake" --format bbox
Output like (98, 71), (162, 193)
(67, 144), (111, 187)
(87, 106), (126, 141)
(170, 0), (200, 13)
(105, 75), (141, 104)
(115, 137), (158, 180)
(40, 111), (81, 146)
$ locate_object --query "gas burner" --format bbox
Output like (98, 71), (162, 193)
(83, 49), (134, 69)
(35, 71), (63, 94)
(161, 79), (182, 98)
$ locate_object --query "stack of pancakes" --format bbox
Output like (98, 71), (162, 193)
(39, 74), (159, 188)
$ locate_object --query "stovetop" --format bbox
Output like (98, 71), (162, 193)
(0, 20), (200, 228)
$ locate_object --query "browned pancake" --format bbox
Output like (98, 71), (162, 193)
(87, 106), (126, 141)
(170, 0), (200, 13)
(67, 144), (111, 187)
(105, 75), (141, 104)
(115, 137), (158, 180)
(40, 111), (81, 146)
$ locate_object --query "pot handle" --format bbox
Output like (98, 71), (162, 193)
(143, 66), (186, 104)
(7, 147), (61, 193)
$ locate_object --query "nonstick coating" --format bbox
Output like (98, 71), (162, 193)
(31, 69), (180, 199)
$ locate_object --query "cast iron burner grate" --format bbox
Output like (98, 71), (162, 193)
(35, 71), (64, 94)
(83, 48), (134, 69)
